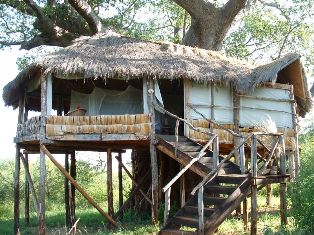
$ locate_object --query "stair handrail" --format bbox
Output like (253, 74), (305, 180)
(162, 134), (217, 226)
(162, 134), (217, 193)
(153, 101), (213, 136)
(191, 133), (254, 195)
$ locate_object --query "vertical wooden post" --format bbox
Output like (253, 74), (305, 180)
(46, 75), (52, 115)
(242, 198), (248, 230)
(163, 188), (171, 226)
(232, 89), (240, 165)
(14, 146), (21, 235)
(287, 151), (295, 180)
(213, 136), (219, 168)
(117, 152), (123, 219)
(64, 153), (71, 229)
(180, 165), (186, 208)
(239, 137), (245, 174)
(148, 79), (159, 223)
(198, 186), (204, 235)
(107, 149), (114, 220)
(266, 184), (272, 206)
(250, 134), (257, 235)
(279, 135), (287, 225)
(39, 74), (48, 235)
(210, 82), (215, 133)
(25, 152), (30, 226)
(70, 151), (76, 226)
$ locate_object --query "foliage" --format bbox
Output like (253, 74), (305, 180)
(288, 129), (314, 233)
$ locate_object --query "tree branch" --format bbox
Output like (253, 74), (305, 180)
(171, 0), (216, 17)
(68, 0), (104, 34)
(0, 1), (34, 16)
(221, 0), (247, 26)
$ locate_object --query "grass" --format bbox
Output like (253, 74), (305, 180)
(0, 189), (297, 235)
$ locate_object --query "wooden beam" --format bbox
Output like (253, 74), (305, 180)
(24, 152), (30, 226)
(64, 153), (71, 229)
(20, 153), (39, 215)
(107, 148), (114, 221)
(117, 153), (123, 219)
(250, 185), (257, 235)
(40, 144), (118, 227)
(70, 151), (76, 226)
(280, 183), (288, 225)
(13, 146), (21, 235)
(163, 188), (171, 226)
(148, 79), (158, 223)
(115, 156), (152, 205)
(143, 77), (149, 114)
(114, 170), (150, 219)
(38, 147), (46, 235)
(47, 74), (52, 115)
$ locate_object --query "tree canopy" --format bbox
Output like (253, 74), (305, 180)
(0, 0), (313, 66)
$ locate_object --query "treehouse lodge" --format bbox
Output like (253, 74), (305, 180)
(3, 31), (312, 235)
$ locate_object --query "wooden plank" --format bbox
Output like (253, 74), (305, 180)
(213, 136), (219, 168)
(242, 198), (248, 230)
(38, 148), (46, 235)
(143, 77), (149, 114)
(180, 165), (186, 208)
(40, 144), (118, 227)
(117, 153), (123, 219)
(279, 135), (286, 175)
(239, 137), (245, 174)
(107, 148), (114, 226)
(250, 135), (257, 178)
(13, 146), (21, 235)
(198, 186), (204, 235)
(163, 188), (171, 226)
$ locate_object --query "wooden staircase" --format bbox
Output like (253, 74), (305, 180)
(157, 135), (251, 235)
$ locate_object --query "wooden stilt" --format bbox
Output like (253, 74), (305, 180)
(107, 149), (114, 220)
(64, 153), (71, 229)
(147, 78), (159, 223)
(250, 185), (257, 235)
(14, 146), (21, 235)
(38, 148), (46, 235)
(117, 152), (123, 219)
(40, 144), (118, 227)
(70, 151), (76, 226)
(280, 183), (288, 225)
(24, 152), (30, 226)
(266, 184), (272, 206)
(242, 198), (248, 230)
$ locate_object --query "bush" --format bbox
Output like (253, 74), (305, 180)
(288, 130), (314, 232)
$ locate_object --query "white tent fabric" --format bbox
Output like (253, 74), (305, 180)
(70, 86), (144, 115)
(188, 82), (293, 128)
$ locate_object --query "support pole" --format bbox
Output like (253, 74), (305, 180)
(180, 165), (186, 208)
(64, 153), (71, 229)
(14, 146), (21, 235)
(70, 151), (76, 226)
(117, 152), (123, 219)
(280, 183), (288, 226)
(40, 144), (118, 227)
(24, 152), (30, 226)
(14, 92), (24, 234)
(107, 149), (114, 220)
(148, 78), (158, 223)
(266, 184), (272, 206)
(251, 185), (258, 235)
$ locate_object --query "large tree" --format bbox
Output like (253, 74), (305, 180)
(0, 0), (313, 63)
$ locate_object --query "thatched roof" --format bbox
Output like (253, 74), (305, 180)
(3, 31), (312, 116)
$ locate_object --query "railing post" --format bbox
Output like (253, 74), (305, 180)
(163, 187), (171, 226)
(279, 135), (286, 175)
(213, 136), (219, 168)
(239, 137), (245, 174)
(250, 135), (257, 178)
(198, 186), (204, 235)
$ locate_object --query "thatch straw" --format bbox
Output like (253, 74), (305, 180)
(2, 31), (312, 115)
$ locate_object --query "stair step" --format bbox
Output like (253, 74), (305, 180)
(203, 196), (226, 206)
(178, 146), (203, 152)
(204, 162), (231, 168)
(183, 206), (215, 217)
(204, 185), (237, 195)
(217, 174), (248, 184)
(198, 157), (213, 164)
(188, 152), (213, 158)
(168, 141), (198, 146)
(158, 135), (189, 142)
(172, 216), (199, 228)
(159, 229), (196, 235)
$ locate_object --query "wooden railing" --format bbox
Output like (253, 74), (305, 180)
(154, 102), (287, 233)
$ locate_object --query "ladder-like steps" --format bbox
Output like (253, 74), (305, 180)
(217, 174), (248, 184)
(183, 206), (215, 217)
(204, 185), (237, 195)
(172, 215), (199, 228)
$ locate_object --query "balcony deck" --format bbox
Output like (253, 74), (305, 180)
(15, 114), (151, 152)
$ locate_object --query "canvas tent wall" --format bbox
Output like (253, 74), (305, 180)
(185, 81), (296, 149)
